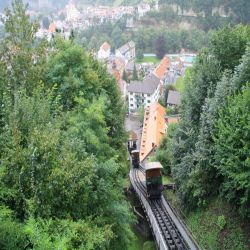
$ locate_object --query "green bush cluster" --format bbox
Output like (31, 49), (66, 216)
(0, 1), (134, 249)
(155, 24), (250, 217)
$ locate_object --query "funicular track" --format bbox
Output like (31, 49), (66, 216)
(130, 166), (199, 250)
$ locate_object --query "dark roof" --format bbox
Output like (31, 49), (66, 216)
(167, 90), (181, 105)
(127, 74), (160, 94)
(117, 40), (135, 55)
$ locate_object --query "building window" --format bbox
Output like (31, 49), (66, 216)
(147, 94), (150, 97)
(130, 98), (133, 101)
(130, 104), (133, 107)
(147, 100), (151, 103)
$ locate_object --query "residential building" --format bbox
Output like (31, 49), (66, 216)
(154, 56), (170, 82)
(140, 102), (166, 162)
(97, 42), (111, 60)
(115, 41), (135, 63)
(167, 90), (181, 106)
(127, 74), (161, 113)
(153, 56), (170, 94)
(65, 1), (80, 21)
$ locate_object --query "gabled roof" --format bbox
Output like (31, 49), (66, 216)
(167, 90), (181, 106)
(140, 102), (166, 162)
(100, 42), (110, 52)
(48, 22), (56, 33)
(154, 56), (170, 81)
(117, 40), (135, 55)
(127, 74), (160, 94)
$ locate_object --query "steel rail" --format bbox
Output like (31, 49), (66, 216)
(129, 167), (200, 250)
(130, 168), (169, 250)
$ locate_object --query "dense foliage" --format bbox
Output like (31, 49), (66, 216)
(77, 18), (209, 57)
(159, 25), (250, 218)
(155, 123), (178, 175)
(0, 1), (133, 249)
(160, 0), (250, 26)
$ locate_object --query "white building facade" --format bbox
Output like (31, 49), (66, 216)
(115, 41), (135, 63)
(127, 74), (161, 113)
(97, 42), (111, 60)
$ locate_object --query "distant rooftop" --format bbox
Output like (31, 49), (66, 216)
(117, 41), (135, 55)
(100, 42), (110, 52)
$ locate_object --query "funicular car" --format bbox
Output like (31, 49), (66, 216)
(131, 150), (140, 168)
(145, 162), (163, 199)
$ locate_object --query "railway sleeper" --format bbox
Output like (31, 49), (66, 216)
(167, 239), (174, 245)
(177, 243), (184, 249)
(169, 245), (176, 250)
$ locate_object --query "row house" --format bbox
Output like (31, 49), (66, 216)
(140, 102), (166, 162)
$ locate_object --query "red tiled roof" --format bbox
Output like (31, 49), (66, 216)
(154, 56), (170, 81)
(140, 102), (166, 162)
(101, 42), (110, 52)
(48, 22), (56, 33)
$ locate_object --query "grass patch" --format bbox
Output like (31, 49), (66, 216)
(143, 241), (156, 250)
(128, 233), (144, 250)
(185, 199), (249, 250)
(137, 56), (160, 64)
(122, 177), (130, 188)
(164, 193), (249, 250)
(162, 175), (173, 185)
(175, 76), (184, 93)
(164, 189), (178, 207)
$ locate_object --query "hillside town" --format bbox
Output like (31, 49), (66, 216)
(96, 40), (195, 114)
(29, 0), (159, 41)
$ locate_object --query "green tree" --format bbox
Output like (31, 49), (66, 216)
(155, 35), (167, 59)
(213, 86), (250, 217)
(0, 1), (133, 249)
(1, 0), (46, 97)
(132, 64), (138, 80)
(171, 25), (250, 209)
(155, 123), (178, 174)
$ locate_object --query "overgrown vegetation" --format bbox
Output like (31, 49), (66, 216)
(77, 19), (209, 58)
(186, 199), (249, 250)
(0, 1), (134, 249)
(157, 24), (250, 218)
